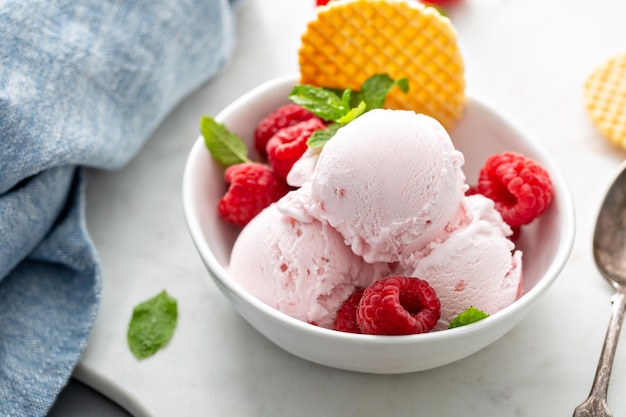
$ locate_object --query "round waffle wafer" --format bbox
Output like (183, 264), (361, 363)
(584, 53), (626, 149)
(299, 0), (466, 131)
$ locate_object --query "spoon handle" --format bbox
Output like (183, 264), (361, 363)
(573, 289), (626, 417)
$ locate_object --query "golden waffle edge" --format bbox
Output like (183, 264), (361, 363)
(584, 53), (626, 150)
(299, 0), (466, 131)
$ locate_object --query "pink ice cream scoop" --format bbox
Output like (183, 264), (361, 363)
(411, 194), (523, 329)
(229, 191), (391, 328)
(229, 108), (522, 332)
(307, 109), (466, 264)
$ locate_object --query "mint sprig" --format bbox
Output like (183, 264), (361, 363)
(289, 85), (356, 121)
(448, 307), (490, 329)
(359, 74), (409, 110)
(288, 73), (409, 147)
(307, 123), (342, 148)
(200, 74), (409, 158)
(127, 290), (178, 359)
(200, 115), (250, 166)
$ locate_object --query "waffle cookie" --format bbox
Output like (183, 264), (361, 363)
(584, 53), (626, 149)
(299, 0), (466, 131)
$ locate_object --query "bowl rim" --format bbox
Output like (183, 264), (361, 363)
(182, 73), (576, 344)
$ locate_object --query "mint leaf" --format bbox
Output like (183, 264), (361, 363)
(307, 123), (343, 148)
(336, 100), (366, 124)
(127, 290), (178, 359)
(288, 85), (351, 121)
(200, 115), (250, 166)
(449, 307), (489, 329)
(292, 74), (410, 147)
(358, 74), (409, 110)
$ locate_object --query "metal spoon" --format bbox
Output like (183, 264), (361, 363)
(573, 161), (626, 417)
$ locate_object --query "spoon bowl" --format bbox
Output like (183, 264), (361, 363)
(574, 161), (626, 417)
(594, 164), (626, 287)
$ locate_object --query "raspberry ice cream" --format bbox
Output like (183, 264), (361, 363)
(229, 193), (391, 328)
(307, 109), (466, 264)
(228, 109), (526, 332)
(410, 195), (523, 329)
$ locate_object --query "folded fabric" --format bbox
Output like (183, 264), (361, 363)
(0, 0), (238, 415)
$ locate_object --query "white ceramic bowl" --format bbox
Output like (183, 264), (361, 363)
(182, 74), (575, 374)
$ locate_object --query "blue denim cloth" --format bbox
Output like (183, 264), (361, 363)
(0, 1), (237, 415)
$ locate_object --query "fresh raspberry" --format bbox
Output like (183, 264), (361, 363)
(357, 276), (441, 335)
(316, 0), (331, 5)
(217, 162), (290, 226)
(333, 288), (364, 334)
(254, 104), (320, 159)
(266, 118), (326, 181)
(477, 151), (553, 227)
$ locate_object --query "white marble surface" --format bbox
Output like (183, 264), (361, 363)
(77, 0), (626, 415)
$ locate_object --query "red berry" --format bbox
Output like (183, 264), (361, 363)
(316, 0), (331, 5)
(266, 118), (326, 181)
(357, 276), (440, 335)
(334, 288), (365, 334)
(217, 162), (290, 226)
(254, 104), (320, 159)
(420, 0), (461, 5)
(477, 151), (553, 227)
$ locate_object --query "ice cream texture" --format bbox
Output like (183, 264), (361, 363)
(229, 109), (522, 330)
(308, 109), (466, 264)
(229, 195), (391, 328)
(411, 195), (522, 329)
